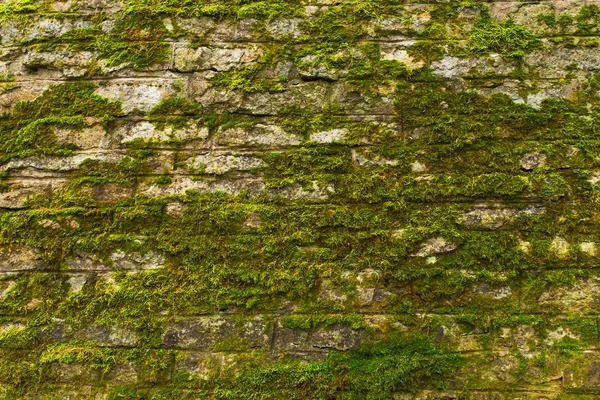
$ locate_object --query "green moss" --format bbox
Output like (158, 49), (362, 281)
(262, 146), (352, 189)
(212, 337), (253, 352)
(147, 98), (255, 137)
(39, 340), (119, 373)
(121, 0), (304, 21)
(4, 2), (600, 397)
(0, 0), (47, 21)
(344, 43), (412, 96)
(461, 18), (542, 60)
(274, 104), (348, 139)
(0, 82), (121, 163)
(213, 336), (462, 399)
(539, 5), (600, 36)
(96, 11), (170, 68)
(148, 98), (203, 130)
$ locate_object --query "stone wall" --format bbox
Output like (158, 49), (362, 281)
(1, 0), (600, 398)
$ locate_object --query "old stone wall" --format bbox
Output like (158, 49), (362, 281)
(1, 0), (600, 398)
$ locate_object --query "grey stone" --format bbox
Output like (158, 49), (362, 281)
(265, 18), (303, 38)
(68, 274), (88, 293)
(105, 363), (138, 384)
(138, 176), (266, 198)
(584, 361), (600, 388)
(110, 251), (164, 271)
(415, 237), (457, 257)
(380, 46), (424, 70)
(163, 317), (271, 350)
(273, 181), (335, 203)
(210, 19), (257, 42)
(217, 125), (301, 148)
(174, 45), (262, 72)
(176, 352), (222, 380)
(90, 183), (135, 203)
(174, 17), (216, 37)
(460, 203), (545, 230)
(297, 55), (343, 81)
(23, 50), (96, 78)
(310, 128), (347, 143)
(2, 153), (122, 173)
(186, 153), (265, 175)
(166, 201), (187, 219)
(0, 245), (44, 272)
(273, 324), (311, 352)
(47, 363), (101, 384)
(351, 149), (397, 167)
(94, 82), (177, 114)
(67, 251), (109, 271)
(312, 324), (361, 350)
(520, 152), (547, 171)
(239, 82), (330, 115)
(37, 319), (72, 343)
(54, 124), (107, 149)
(76, 324), (139, 347)
(1, 18), (93, 46)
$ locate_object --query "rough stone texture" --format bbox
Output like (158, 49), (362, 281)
(2, 1), (600, 398)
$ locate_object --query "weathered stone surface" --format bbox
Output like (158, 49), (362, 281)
(1, 18), (93, 46)
(414, 237), (457, 257)
(110, 251), (165, 271)
(460, 203), (545, 230)
(3, 153), (123, 173)
(186, 153), (265, 175)
(67, 251), (110, 271)
(210, 19), (257, 42)
(351, 149), (397, 167)
(380, 45), (425, 70)
(23, 50), (97, 78)
(0, 177), (67, 209)
(0, 245), (44, 272)
(310, 128), (348, 143)
(312, 324), (361, 350)
(239, 82), (331, 115)
(54, 125), (107, 149)
(105, 363), (138, 385)
(4, 2), (600, 397)
(265, 18), (303, 38)
(431, 56), (516, 80)
(520, 152), (547, 171)
(273, 324), (312, 353)
(46, 363), (101, 384)
(174, 45), (262, 72)
(217, 125), (301, 148)
(138, 176), (266, 198)
(166, 201), (187, 219)
(73, 324), (139, 347)
(68, 274), (88, 293)
(116, 121), (171, 143)
(175, 352), (222, 380)
(538, 278), (600, 313)
(90, 183), (136, 202)
(163, 317), (271, 350)
(94, 82), (177, 114)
